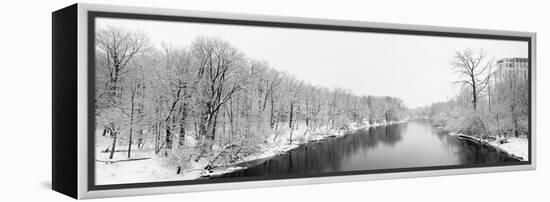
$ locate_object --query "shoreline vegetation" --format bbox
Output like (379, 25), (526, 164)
(95, 117), (524, 185)
(447, 132), (528, 161)
(415, 117), (528, 161)
(95, 119), (408, 185)
(200, 119), (410, 178)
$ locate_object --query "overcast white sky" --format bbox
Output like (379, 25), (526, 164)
(97, 18), (528, 108)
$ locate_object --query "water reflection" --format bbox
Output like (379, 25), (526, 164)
(213, 120), (518, 179)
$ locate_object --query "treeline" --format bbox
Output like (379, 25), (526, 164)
(413, 49), (529, 139)
(94, 26), (408, 165)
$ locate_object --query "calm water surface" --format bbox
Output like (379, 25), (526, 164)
(212, 120), (518, 179)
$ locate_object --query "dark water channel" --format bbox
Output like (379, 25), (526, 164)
(212, 120), (518, 179)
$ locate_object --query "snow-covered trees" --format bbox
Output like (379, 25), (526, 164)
(95, 27), (409, 167)
(95, 26), (151, 159)
(493, 67), (529, 137)
(450, 48), (494, 111)
(414, 48), (529, 139)
(96, 26), (151, 99)
(191, 37), (246, 153)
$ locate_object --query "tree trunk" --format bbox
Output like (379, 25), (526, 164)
(228, 101), (234, 145)
(269, 100), (275, 129)
(210, 111), (219, 147)
(179, 122), (186, 146)
(512, 104), (520, 137)
(109, 128), (118, 159)
(471, 75), (477, 111)
(154, 120), (161, 154)
(178, 103), (187, 146)
(199, 113), (213, 153)
(496, 112), (502, 138)
(275, 111), (280, 131)
(289, 102), (294, 129)
(305, 99), (310, 127)
(127, 97), (135, 159)
(165, 125), (172, 151)
(137, 130), (144, 149)
(289, 121), (295, 144)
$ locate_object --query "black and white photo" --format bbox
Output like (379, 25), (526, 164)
(91, 15), (532, 187)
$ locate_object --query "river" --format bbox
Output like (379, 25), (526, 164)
(211, 120), (518, 179)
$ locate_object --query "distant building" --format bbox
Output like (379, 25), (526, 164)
(493, 57), (528, 84)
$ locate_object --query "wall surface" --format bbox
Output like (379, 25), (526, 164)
(0, 0), (547, 201)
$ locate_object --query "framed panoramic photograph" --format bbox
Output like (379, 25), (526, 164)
(52, 3), (536, 199)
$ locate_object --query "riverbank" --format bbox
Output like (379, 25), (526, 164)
(201, 119), (409, 178)
(448, 132), (528, 161)
(95, 119), (408, 185)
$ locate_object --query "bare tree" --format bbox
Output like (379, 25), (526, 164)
(158, 44), (194, 153)
(96, 26), (150, 99)
(287, 79), (303, 144)
(126, 77), (139, 158)
(451, 48), (494, 110)
(266, 70), (283, 129)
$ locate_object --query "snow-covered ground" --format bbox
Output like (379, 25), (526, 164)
(96, 156), (204, 185)
(448, 132), (528, 161)
(488, 137), (529, 161)
(95, 119), (408, 184)
(95, 133), (207, 185)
